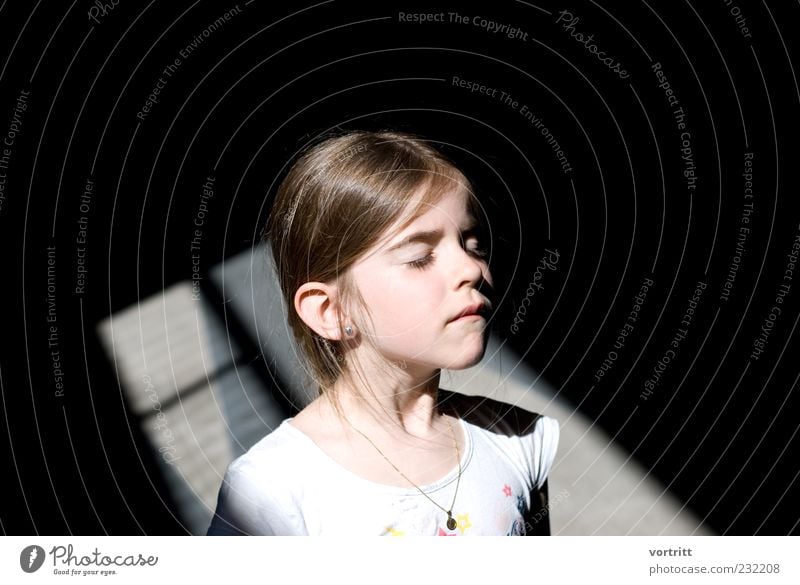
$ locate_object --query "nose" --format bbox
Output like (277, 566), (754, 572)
(452, 243), (492, 290)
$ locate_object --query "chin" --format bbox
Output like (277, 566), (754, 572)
(443, 344), (487, 370)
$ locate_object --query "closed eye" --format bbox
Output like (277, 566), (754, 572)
(407, 253), (435, 270)
(408, 242), (487, 271)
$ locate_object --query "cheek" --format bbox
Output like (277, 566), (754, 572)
(366, 276), (439, 334)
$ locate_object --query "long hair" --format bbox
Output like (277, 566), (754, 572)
(263, 129), (482, 417)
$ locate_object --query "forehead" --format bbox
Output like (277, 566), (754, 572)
(371, 189), (471, 255)
(391, 186), (474, 235)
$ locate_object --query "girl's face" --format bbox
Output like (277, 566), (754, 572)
(348, 186), (494, 375)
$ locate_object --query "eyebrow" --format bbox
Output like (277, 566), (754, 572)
(383, 221), (480, 254)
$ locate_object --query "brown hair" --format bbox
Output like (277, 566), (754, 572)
(263, 130), (481, 416)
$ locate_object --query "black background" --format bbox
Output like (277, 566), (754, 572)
(1, 0), (798, 535)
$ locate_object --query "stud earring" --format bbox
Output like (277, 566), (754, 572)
(344, 325), (354, 337)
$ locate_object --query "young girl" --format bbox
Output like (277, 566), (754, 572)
(207, 130), (559, 536)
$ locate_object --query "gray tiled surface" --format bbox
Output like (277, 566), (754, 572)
(97, 243), (713, 535)
(443, 336), (714, 535)
(97, 282), (286, 535)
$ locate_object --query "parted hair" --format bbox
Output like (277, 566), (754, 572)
(263, 129), (480, 415)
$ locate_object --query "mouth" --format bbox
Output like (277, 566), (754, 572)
(450, 302), (489, 322)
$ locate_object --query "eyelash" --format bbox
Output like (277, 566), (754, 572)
(407, 244), (488, 270)
(408, 254), (435, 270)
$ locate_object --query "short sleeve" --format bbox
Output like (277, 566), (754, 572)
(436, 389), (560, 490)
(532, 416), (559, 490)
(206, 457), (307, 536)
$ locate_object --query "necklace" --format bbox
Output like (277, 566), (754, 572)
(348, 416), (463, 531)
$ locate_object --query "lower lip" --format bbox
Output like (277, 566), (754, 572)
(452, 314), (485, 322)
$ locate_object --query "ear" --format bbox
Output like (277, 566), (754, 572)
(294, 281), (345, 340)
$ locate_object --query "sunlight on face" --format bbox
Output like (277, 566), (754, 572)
(348, 186), (494, 372)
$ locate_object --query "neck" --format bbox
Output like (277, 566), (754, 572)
(329, 363), (446, 440)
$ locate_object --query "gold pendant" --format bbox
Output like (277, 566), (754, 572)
(446, 515), (457, 530)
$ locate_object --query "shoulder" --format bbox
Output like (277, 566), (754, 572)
(232, 420), (300, 469)
(438, 389), (559, 488)
(208, 421), (309, 535)
(438, 388), (557, 437)
(225, 420), (314, 498)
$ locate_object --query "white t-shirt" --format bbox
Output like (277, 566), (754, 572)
(207, 392), (559, 536)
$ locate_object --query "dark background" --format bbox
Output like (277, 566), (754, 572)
(1, 0), (798, 535)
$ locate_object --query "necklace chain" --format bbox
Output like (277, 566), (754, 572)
(348, 416), (463, 528)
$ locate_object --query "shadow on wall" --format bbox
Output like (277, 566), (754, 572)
(96, 242), (712, 535)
